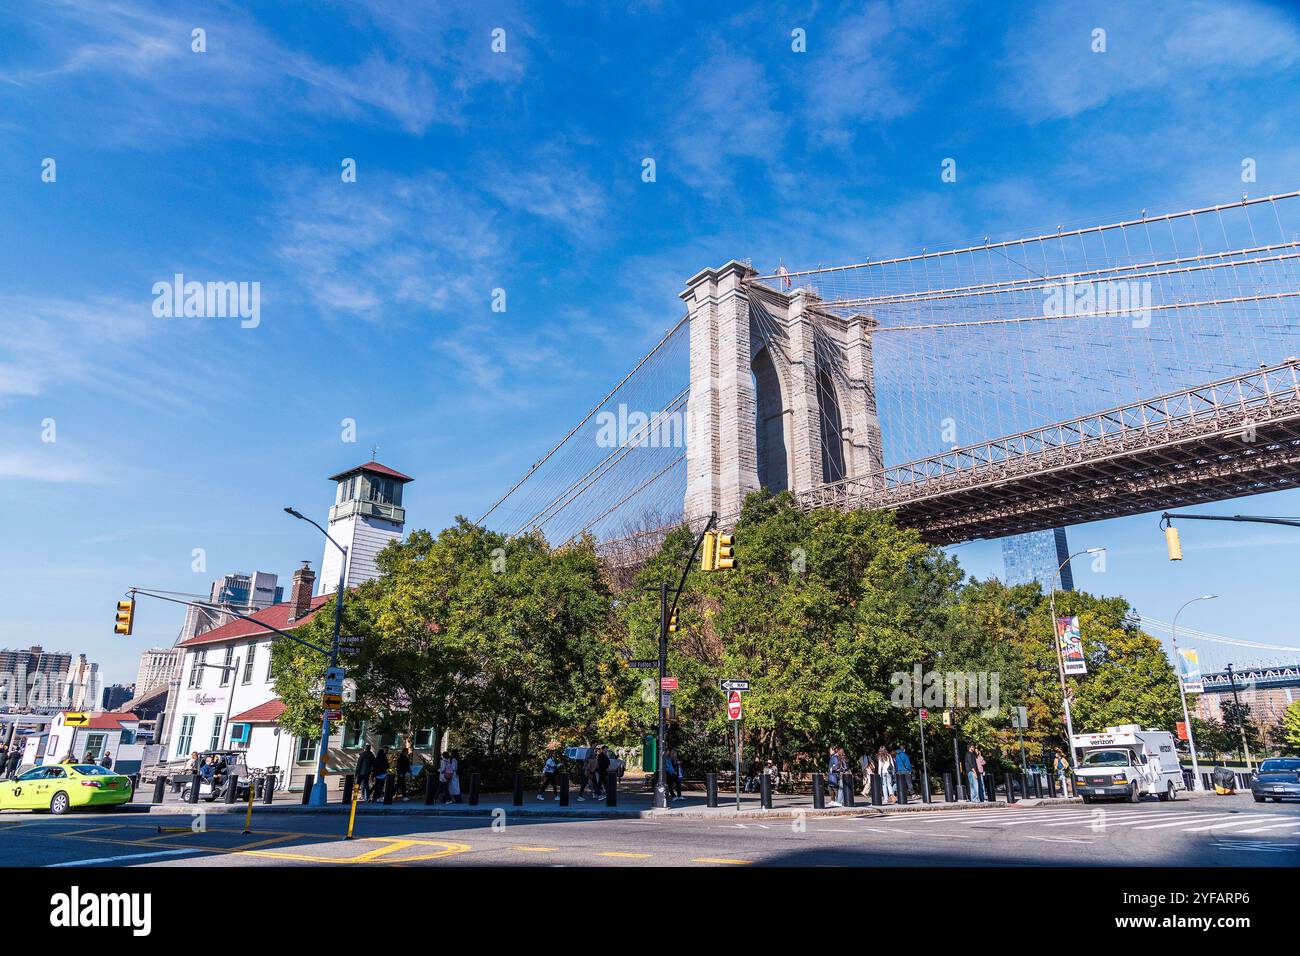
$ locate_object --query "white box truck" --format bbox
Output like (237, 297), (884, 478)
(1069, 724), (1185, 803)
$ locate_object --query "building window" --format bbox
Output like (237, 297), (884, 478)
(188, 651), (206, 688)
(242, 644), (256, 685)
(220, 646), (234, 687)
(368, 478), (394, 504)
(177, 715), (195, 756)
(209, 716), (223, 751)
(343, 723), (366, 749)
(296, 737), (318, 763)
(266, 650), (274, 684)
(414, 728), (435, 748)
(83, 733), (107, 760)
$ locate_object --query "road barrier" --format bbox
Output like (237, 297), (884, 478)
(468, 772), (480, 806)
(242, 776), (255, 834)
(225, 775), (239, 804)
(1047, 772), (1057, 798)
(344, 778), (359, 840)
(262, 772), (275, 804)
(759, 772), (772, 809)
(984, 773), (996, 803)
(843, 772), (856, 807)
(383, 776), (395, 805)
(512, 772), (524, 806)
(870, 774), (883, 806)
(1033, 774), (1044, 799)
(812, 773), (825, 809)
(424, 772), (438, 805)
(559, 773), (570, 806)
(342, 774), (354, 805)
(152, 776), (168, 804)
(301, 774), (314, 805)
(605, 771), (618, 806)
(705, 772), (718, 808)
(1005, 773), (1017, 804)
(943, 773), (956, 802)
(187, 773), (200, 804)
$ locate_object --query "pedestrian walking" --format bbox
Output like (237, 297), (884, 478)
(877, 746), (896, 803)
(595, 744), (610, 798)
(975, 748), (987, 800)
(963, 744), (980, 802)
(446, 749), (462, 803)
(894, 745), (914, 798)
(536, 752), (560, 800)
(354, 744), (374, 802)
(827, 746), (843, 805)
(395, 747), (412, 800)
(100, 751), (114, 771)
(860, 749), (875, 797)
(577, 747), (598, 800)
(672, 748), (685, 801)
(1053, 748), (1070, 795)
(372, 748), (389, 802)
(6, 743), (21, 778)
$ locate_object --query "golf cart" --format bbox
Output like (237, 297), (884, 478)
(179, 750), (250, 802)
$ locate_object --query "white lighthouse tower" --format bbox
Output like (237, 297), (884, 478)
(318, 460), (414, 594)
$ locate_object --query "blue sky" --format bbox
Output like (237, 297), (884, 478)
(3, 0), (1300, 685)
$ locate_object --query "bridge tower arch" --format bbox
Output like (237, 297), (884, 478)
(682, 260), (884, 522)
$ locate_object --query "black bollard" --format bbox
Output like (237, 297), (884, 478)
(187, 773), (200, 804)
(898, 774), (910, 805)
(225, 775), (239, 804)
(512, 772), (524, 805)
(1005, 772), (1017, 804)
(559, 773), (570, 807)
(705, 772), (718, 808)
(985, 773), (996, 803)
(129, 773), (140, 793)
(921, 774), (932, 804)
(759, 771), (772, 809)
(172, 777), (183, 794)
(301, 774), (314, 804)
(605, 771), (618, 807)
(943, 772), (955, 802)
(812, 773), (825, 809)
(424, 771), (438, 805)
(870, 774), (883, 806)
(383, 775), (395, 805)
(262, 773), (275, 804)
(152, 776), (168, 804)
(1033, 774), (1043, 799)
(843, 773), (855, 807)
(469, 772), (480, 806)
(342, 774), (354, 804)
(1046, 771), (1057, 798)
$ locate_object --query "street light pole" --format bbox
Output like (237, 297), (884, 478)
(1223, 662), (1254, 772)
(1172, 594), (1215, 791)
(1049, 547), (1104, 768)
(284, 507), (347, 808)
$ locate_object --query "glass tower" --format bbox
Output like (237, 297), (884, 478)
(1001, 527), (1073, 593)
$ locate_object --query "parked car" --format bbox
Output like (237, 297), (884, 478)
(0, 764), (133, 814)
(1250, 757), (1300, 803)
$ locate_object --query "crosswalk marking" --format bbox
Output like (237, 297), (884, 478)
(1230, 820), (1300, 834)
(1179, 815), (1280, 833)
(1041, 812), (1205, 828)
(1131, 814), (1254, 831)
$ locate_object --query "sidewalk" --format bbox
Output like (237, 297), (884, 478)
(133, 784), (1084, 820)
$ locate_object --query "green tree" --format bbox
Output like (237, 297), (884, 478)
(1279, 700), (1300, 755)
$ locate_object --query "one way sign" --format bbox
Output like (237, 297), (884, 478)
(719, 679), (750, 692)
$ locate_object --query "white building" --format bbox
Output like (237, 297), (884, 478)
(318, 461), (413, 594)
(134, 648), (182, 696)
(61, 656), (102, 713)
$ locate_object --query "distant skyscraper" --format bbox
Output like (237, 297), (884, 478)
(177, 570), (284, 643)
(1001, 527), (1074, 593)
(102, 682), (134, 711)
(134, 647), (183, 695)
(0, 645), (73, 710)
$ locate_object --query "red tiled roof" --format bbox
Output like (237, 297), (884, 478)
(68, 712), (139, 730)
(327, 460), (413, 483)
(177, 593), (334, 647)
(230, 700), (285, 723)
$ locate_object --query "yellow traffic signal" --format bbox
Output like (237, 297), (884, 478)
(715, 533), (735, 570)
(114, 599), (135, 636)
(1165, 526), (1183, 561)
(700, 531), (717, 572)
(668, 611), (678, 633)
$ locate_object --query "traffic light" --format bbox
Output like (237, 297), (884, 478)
(714, 533), (735, 570)
(114, 599), (135, 636)
(701, 530), (717, 571)
(667, 611), (678, 633)
(1165, 525), (1183, 561)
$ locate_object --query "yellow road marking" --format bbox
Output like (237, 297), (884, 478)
(598, 851), (652, 859)
(511, 845), (558, 853)
(691, 857), (752, 865)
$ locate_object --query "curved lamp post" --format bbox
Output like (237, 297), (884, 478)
(1172, 594), (1216, 791)
(1049, 547), (1104, 768)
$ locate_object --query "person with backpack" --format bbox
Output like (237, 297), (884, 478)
(536, 751), (560, 800)
(354, 744), (374, 802)
(894, 745), (914, 799)
(395, 748), (412, 800)
(371, 748), (389, 802)
(1053, 748), (1070, 796)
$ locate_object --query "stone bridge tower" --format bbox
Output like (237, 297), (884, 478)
(682, 260), (884, 522)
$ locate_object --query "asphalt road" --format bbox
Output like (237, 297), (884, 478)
(1, 793), (1297, 867)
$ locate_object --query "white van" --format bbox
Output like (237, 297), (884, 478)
(1069, 725), (1185, 803)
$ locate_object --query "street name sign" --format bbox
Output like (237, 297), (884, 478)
(626, 659), (657, 669)
(719, 679), (750, 692)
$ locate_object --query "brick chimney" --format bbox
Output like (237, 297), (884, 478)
(288, 561), (316, 621)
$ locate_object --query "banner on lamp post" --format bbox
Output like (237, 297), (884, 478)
(1178, 647), (1203, 694)
(1056, 616), (1087, 675)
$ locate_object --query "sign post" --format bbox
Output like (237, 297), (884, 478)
(917, 708), (930, 801)
(1013, 706), (1029, 776)
(723, 684), (744, 809)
